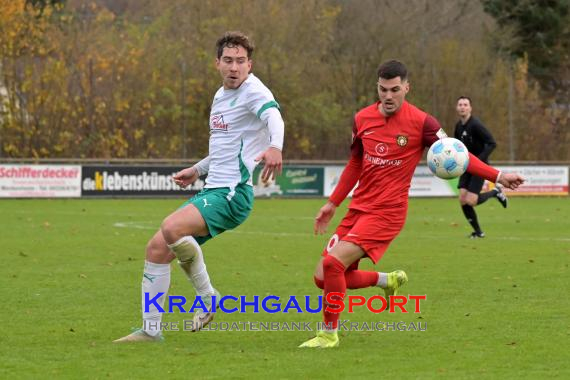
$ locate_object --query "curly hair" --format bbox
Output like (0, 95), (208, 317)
(216, 31), (254, 59)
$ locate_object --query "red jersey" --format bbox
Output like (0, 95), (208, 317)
(329, 101), (441, 212)
(329, 101), (500, 213)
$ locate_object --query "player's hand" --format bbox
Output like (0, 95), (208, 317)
(173, 167), (199, 189)
(255, 147), (282, 183)
(497, 172), (525, 190)
(314, 201), (337, 235)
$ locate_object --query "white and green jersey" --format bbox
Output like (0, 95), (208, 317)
(204, 73), (280, 189)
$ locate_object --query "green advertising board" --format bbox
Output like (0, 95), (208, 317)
(253, 166), (324, 197)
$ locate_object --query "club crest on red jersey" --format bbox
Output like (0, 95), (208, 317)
(396, 135), (408, 147)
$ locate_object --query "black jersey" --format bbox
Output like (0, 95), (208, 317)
(454, 116), (496, 163)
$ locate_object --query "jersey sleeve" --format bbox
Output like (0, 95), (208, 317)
(259, 107), (284, 150)
(193, 155), (210, 176)
(422, 115), (447, 147)
(329, 121), (363, 206)
(246, 87), (280, 119)
(467, 153), (500, 183)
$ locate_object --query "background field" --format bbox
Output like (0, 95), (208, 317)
(1, 197), (569, 379)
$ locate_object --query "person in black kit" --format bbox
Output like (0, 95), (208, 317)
(454, 96), (508, 238)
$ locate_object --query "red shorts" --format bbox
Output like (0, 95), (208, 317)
(321, 208), (406, 264)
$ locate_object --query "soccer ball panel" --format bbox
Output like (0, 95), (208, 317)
(427, 138), (470, 179)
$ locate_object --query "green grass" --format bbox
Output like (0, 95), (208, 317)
(1, 197), (569, 379)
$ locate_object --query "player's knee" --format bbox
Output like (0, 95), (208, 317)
(145, 238), (156, 255)
(170, 236), (200, 264)
(314, 259), (324, 279)
(145, 237), (172, 263)
(313, 275), (324, 289)
(466, 198), (477, 207)
(160, 216), (183, 245)
(323, 255), (345, 274)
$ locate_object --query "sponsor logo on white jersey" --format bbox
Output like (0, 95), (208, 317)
(210, 114), (229, 132)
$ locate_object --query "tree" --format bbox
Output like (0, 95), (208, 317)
(482, 0), (569, 82)
(482, 0), (570, 160)
(1, 0), (567, 160)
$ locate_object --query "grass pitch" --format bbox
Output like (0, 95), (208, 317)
(1, 197), (569, 379)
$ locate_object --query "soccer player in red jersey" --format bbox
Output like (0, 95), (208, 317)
(299, 60), (525, 348)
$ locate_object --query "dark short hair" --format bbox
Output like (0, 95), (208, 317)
(377, 60), (408, 81)
(457, 96), (472, 106)
(216, 31), (254, 59)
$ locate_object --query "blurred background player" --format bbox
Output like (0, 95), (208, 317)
(114, 31), (284, 342)
(454, 96), (508, 238)
(299, 60), (525, 348)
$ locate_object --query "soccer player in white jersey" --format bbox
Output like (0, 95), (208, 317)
(114, 31), (284, 342)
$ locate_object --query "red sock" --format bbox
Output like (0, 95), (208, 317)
(323, 255), (346, 330)
(345, 270), (379, 289)
(314, 271), (377, 290)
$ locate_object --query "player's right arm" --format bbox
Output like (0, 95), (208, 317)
(314, 201), (337, 235)
(328, 121), (363, 207)
(314, 121), (363, 234)
(173, 156), (210, 188)
(193, 155), (211, 176)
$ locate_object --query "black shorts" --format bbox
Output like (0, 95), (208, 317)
(458, 172), (485, 194)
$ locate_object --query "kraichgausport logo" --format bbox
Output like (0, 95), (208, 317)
(144, 294), (427, 314)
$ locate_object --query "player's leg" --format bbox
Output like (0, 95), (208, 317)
(172, 184), (253, 331)
(161, 202), (220, 331)
(162, 203), (215, 296)
(313, 212), (381, 291)
(476, 189), (495, 205)
(475, 174), (507, 208)
(461, 174), (486, 237)
(324, 242), (365, 332)
(478, 186), (508, 208)
(460, 190), (484, 238)
(313, 255), (402, 305)
(114, 230), (174, 343)
(493, 185), (508, 208)
(313, 254), (382, 291)
(300, 241), (365, 348)
(342, 211), (408, 303)
(301, 210), (408, 348)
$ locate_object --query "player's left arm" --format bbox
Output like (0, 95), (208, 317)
(422, 115), (524, 189)
(467, 120), (523, 189)
(422, 114), (448, 146)
(255, 105), (284, 182)
(466, 154), (524, 190)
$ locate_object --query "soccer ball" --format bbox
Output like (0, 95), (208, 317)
(427, 138), (469, 179)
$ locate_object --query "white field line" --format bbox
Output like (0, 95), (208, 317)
(113, 221), (311, 237)
(113, 221), (570, 241)
(9, 209), (314, 220)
